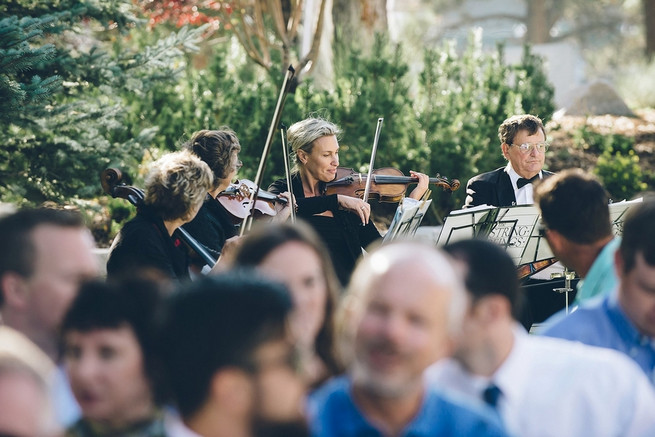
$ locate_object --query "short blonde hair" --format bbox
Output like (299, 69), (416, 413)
(287, 117), (341, 171)
(144, 151), (214, 222)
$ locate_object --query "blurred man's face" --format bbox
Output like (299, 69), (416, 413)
(501, 128), (546, 179)
(617, 251), (655, 338)
(23, 226), (99, 353)
(351, 267), (453, 398)
(250, 337), (308, 437)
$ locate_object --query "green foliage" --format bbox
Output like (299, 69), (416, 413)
(595, 148), (648, 201)
(571, 123), (647, 201)
(113, 31), (556, 224)
(572, 124), (634, 155)
(416, 31), (555, 215)
(0, 0), (208, 204)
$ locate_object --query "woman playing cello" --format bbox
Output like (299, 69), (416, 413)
(269, 117), (430, 286)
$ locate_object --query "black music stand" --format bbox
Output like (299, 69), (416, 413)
(383, 197), (432, 243)
(436, 204), (552, 267)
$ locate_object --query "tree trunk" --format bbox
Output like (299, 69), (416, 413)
(333, 0), (388, 52)
(645, 0), (655, 60)
(526, 0), (550, 44)
(302, 0), (334, 89)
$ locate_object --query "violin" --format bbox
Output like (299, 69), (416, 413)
(325, 167), (460, 203)
(216, 179), (288, 223)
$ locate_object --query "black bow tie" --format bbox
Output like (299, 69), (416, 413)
(516, 174), (539, 189)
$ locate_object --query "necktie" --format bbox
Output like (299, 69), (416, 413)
(482, 383), (502, 408)
(516, 174), (539, 189)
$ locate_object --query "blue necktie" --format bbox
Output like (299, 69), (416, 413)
(516, 175), (539, 189)
(482, 383), (502, 408)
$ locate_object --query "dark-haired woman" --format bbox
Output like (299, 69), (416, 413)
(183, 129), (292, 269)
(61, 278), (167, 437)
(231, 221), (343, 387)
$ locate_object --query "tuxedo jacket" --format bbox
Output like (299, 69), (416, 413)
(463, 167), (555, 208)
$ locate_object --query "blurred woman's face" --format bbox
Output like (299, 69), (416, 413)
(258, 242), (328, 347)
(64, 325), (153, 427)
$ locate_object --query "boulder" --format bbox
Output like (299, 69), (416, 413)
(562, 80), (636, 117)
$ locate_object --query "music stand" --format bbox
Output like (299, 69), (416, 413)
(383, 197), (432, 243)
(608, 198), (643, 236)
(437, 204), (549, 267)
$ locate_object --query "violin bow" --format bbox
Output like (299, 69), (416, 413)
(240, 65), (296, 235)
(280, 124), (296, 223)
(362, 118), (384, 202)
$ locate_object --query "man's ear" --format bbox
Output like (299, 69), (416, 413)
(501, 143), (510, 160)
(1, 272), (29, 310)
(545, 229), (565, 254)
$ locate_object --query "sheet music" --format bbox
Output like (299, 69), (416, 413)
(383, 197), (432, 243)
(438, 199), (643, 268)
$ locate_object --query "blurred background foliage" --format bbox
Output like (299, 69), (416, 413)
(1, 0), (654, 242)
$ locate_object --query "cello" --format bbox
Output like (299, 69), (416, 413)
(100, 168), (217, 267)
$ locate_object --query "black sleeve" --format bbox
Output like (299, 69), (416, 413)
(269, 178), (339, 216)
(463, 176), (491, 208)
(359, 219), (382, 249)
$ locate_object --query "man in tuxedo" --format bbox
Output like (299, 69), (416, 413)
(464, 114), (554, 208)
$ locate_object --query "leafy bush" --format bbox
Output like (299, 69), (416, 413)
(572, 125), (634, 155)
(594, 148), (648, 201)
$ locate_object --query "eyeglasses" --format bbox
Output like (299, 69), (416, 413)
(234, 160), (243, 170)
(510, 141), (550, 154)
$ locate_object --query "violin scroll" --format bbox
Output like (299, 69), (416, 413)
(433, 174), (460, 193)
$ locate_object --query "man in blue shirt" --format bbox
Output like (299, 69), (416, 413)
(534, 169), (619, 304)
(427, 239), (655, 436)
(541, 199), (655, 383)
(308, 242), (507, 437)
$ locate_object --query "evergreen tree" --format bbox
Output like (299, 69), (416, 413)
(0, 0), (207, 204)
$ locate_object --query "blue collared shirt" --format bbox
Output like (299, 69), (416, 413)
(307, 376), (508, 437)
(540, 292), (655, 384)
(574, 237), (621, 304)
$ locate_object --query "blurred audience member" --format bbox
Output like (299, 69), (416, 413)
(309, 242), (507, 437)
(541, 199), (655, 383)
(428, 238), (655, 436)
(231, 221), (343, 387)
(60, 278), (167, 437)
(0, 207), (99, 426)
(0, 326), (58, 437)
(159, 273), (308, 437)
(535, 169), (618, 303)
(106, 151), (214, 281)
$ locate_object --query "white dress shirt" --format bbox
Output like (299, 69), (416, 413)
(426, 326), (655, 437)
(164, 410), (203, 437)
(506, 163), (541, 205)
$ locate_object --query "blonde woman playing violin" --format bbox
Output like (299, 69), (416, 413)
(269, 117), (429, 286)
